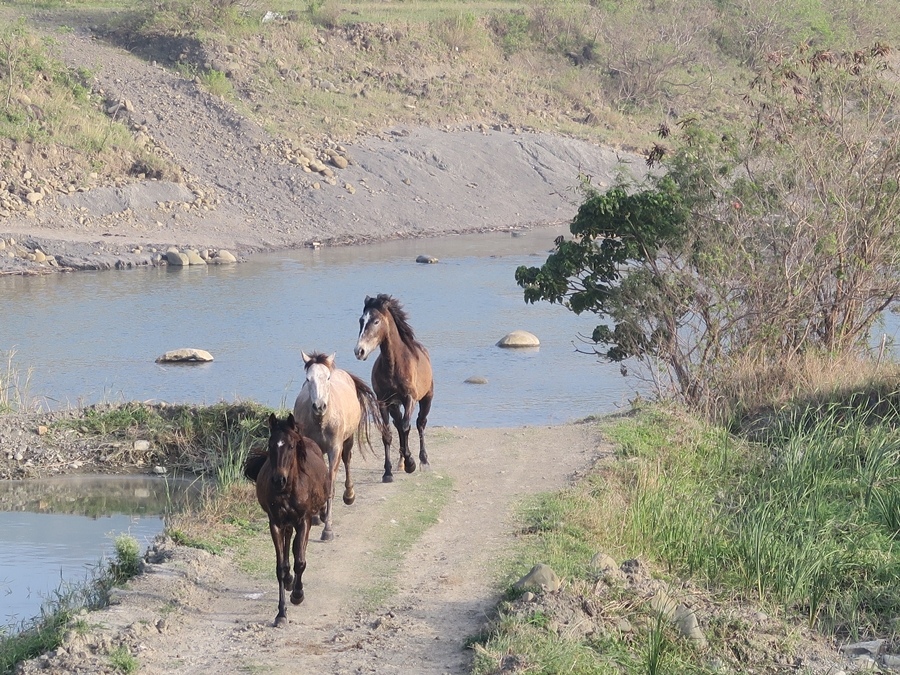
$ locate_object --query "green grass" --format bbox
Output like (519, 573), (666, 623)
(356, 471), (453, 608)
(0, 11), (179, 185)
(472, 398), (900, 673)
(107, 645), (138, 673)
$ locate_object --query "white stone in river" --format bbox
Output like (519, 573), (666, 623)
(496, 330), (540, 348)
(155, 348), (214, 363)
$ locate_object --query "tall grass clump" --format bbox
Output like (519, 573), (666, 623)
(610, 399), (900, 637)
(60, 401), (271, 486)
(0, 350), (33, 413)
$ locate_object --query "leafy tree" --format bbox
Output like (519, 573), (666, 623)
(516, 44), (900, 406)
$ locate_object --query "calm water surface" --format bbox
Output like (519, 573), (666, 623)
(0, 475), (198, 631)
(0, 227), (641, 427)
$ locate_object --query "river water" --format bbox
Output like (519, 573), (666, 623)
(0, 226), (640, 427)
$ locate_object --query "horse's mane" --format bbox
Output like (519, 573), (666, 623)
(365, 294), (423, 351)
(303, 352), (333, 370)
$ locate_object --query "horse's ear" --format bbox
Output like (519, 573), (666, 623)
(268, 412), (277, 429)
(301, 351), (312, 364)
(326, 353), (336, 368)
(364, 295), (371, 303)
(286, 412), (296, 428)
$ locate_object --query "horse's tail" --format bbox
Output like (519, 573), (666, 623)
(243, 447), (268, 482)
(350, 373), (387, 456)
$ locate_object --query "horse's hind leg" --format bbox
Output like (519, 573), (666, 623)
(290, 516), (309, 606)
(380, 402), (395, 483)
(416, 392), (433, 469)
(341, 437), (355, 505)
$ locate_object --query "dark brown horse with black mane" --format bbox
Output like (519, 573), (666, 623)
(243, 413), (329, 627)
(354, 293), (434, 483)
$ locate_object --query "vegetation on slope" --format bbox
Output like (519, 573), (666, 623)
(2, 0), (899, 195)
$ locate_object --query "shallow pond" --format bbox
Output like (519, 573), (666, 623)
(0, 475), (199, 631)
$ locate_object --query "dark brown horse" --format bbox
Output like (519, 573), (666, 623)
(243, 412), (329, 627)
(354, 294), (434, 483)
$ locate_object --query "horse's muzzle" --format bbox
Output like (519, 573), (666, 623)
(354, 346), (368, 360)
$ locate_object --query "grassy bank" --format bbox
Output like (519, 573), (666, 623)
(472, 396), (900, 673)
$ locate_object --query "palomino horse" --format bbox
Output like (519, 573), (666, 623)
(354, 294), (434, 483)
(292, 351), (384, 541)
(243, 413), (329, 627)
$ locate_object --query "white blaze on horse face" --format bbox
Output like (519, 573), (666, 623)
(307, 363), (330, 415)
(355, 311), (376, 360)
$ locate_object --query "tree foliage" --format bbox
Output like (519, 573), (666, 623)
(516, 44), (900, 405)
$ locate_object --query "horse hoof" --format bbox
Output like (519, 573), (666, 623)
(311, 514), (322, 526)
(382, 474), (393, 483)
(404, 460), (417, 473)
(274, 615), (287, 628)
(343, 488), (356, 505)
(290, 590), (304, 605)
(321, 529), (335, 542)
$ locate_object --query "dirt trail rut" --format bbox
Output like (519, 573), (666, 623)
(18, 423), (608, 674)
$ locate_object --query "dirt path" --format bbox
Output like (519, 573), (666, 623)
(17, 423), (608, 674)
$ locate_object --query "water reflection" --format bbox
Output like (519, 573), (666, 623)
(0, 475), (202, 516)
(0, 476), (200, 632)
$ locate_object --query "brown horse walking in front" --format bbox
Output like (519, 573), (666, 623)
(243, 413), (329, 627)
(354, 294), (434, 483)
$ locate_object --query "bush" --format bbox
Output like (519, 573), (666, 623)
(516, 45), (900, 409)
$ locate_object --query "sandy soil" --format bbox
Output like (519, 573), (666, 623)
(13, 422), (609, 675)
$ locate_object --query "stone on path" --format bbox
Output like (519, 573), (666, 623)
(513, 563), (560, 593)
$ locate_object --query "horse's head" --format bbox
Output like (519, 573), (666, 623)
(355, 295), (390, 361)
(302, 351), (335, 418)
(267, 412), (301, 492)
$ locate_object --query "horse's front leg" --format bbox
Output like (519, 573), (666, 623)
(321, 446), (338, 541)
(380, 401), (395, 483)
(270, 522), (293, 627)
(290, 515), (310, 606)
(341, 437), (355, 505)
(400, 397), (417, 473)
(416, 392), (433, 469)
